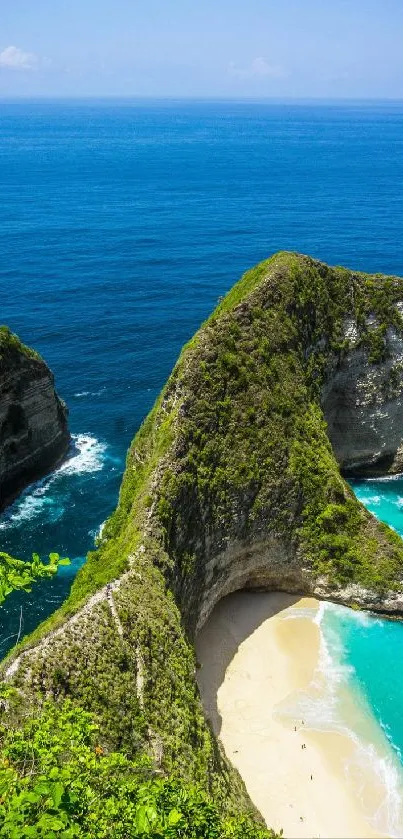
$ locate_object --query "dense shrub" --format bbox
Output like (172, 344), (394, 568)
(0, 701), (278, 839)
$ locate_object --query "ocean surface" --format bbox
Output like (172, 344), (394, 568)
(2, 99), (403, 833)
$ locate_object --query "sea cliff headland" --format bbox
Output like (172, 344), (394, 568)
(2, 252), (403, 834)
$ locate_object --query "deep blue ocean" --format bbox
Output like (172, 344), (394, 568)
(3, 99), (403, 833)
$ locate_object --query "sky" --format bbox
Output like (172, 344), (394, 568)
(1, 0), (403, 99)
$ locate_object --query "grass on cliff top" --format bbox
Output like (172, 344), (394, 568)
(0, 326), (41, 367)
(155, 251), (403, 603)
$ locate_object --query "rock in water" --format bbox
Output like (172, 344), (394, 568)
(0, 326), (70, 511)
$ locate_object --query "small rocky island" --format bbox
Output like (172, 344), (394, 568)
(3, 253), (403, 831)
(0, 326), (70, 511)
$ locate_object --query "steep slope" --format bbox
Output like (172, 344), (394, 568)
(3, 253), (403, 827)
(0, 327), (70, 511)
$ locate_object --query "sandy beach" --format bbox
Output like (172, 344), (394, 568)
(195, 592), (384, 839)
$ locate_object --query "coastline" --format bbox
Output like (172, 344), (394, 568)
(195, 592), (397, 839)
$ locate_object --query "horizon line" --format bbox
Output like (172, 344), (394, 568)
(1, 94), (403, 104)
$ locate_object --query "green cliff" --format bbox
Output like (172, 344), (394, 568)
(3, 252), (403, 834)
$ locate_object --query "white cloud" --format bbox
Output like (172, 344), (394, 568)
(250, 57), (283, 77)
(0, 46), (37, 70)
(229, 56), (287, 80)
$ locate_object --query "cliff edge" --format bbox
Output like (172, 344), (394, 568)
(0, 326), (70, 511)
(3, 253), (403, 826)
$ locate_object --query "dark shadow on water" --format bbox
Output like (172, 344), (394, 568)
(195, 590), (300, 737)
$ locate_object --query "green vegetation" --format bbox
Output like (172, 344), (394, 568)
(0, 553), (70, 606)
(0, 327), (41, 367)
(289, 405), (403, 589)
(3, 252), (403, 835)
(0, 700), (278, 838)
(151, 252), (403, 598)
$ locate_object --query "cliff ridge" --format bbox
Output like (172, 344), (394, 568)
(3, 253), (403, 826)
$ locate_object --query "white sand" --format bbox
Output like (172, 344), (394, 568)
(196, 591), (383, 839)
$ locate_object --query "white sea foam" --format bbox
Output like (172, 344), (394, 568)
(73, 388), (106, 398)
(366, 494), (382, 504)
(276, 601), (403, 837)
(97, 519), (107, 540)
(313, 599), (326, 626)
(365, 473), (403, 483)
(345, 733), (403, 838)
(324, 600), (382, 629)
(0, 493), (63, 530)
(57, 435), (107, 476)
(316, 606), (403, 838)
(88, 519), (108, 542)
(0, 434), (108, 530)
(354, 491), (383, 505)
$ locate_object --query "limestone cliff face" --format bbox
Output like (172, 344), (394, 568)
(4, 254), (403, 815)
(322, 320), (403, 476)
(0, 327), (70, 511)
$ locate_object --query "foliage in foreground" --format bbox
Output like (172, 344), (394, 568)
(0, 553), (70, 606)
(0, 700), (278, 839)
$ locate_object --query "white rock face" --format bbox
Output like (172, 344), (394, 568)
(343, 317), (359, 347)
(322, 322), (403, 474)
(195, 535), (309, 632)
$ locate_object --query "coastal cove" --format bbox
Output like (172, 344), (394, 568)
(196, 588), (403, 839)
(195, 475), (403, 839)
(196, 594), (384, 839)
(4, 101), (403, 837)
(198, 468), (403, 839)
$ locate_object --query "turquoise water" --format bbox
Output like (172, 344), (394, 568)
(352, 477), (403, 539)
(349, 479), (403, 772)
(319, 601), (403, 836)
(3, 100), (403, 832)
(314, 478), (403, 836)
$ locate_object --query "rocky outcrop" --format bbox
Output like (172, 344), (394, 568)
(4, 253), (403, 823)
(0, 326), (70, 511)
(322, 319), (403, 475)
